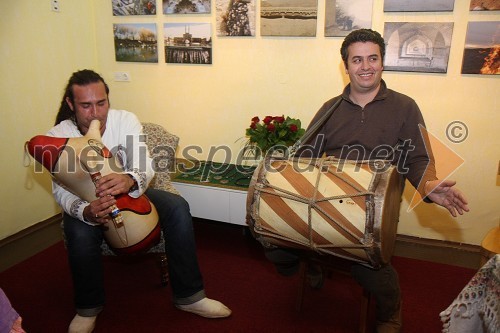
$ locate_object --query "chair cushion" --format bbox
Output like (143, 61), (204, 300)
(142, 122), (180, 195)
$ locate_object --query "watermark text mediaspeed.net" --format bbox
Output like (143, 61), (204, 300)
(28, 121), (468, 211)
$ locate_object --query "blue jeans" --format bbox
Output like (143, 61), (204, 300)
(63, 189), (205, 316)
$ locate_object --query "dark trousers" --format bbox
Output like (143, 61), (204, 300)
(63, 189), (205, 316)
(265, 248), (401, 322)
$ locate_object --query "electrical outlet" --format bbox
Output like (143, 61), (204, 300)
(114, 72), (131, 82)
(51, 0), (60, 12)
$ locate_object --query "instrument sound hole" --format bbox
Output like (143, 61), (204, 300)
(339, 200), (343, 203)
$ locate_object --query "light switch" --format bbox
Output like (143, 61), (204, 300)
(51, 0), (60, 12)
(114, 72), (131, 82)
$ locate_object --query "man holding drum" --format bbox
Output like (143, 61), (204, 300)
(265, 29), (469, 332)
(48, 70), (231, 333)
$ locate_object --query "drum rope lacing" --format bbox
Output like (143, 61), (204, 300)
(254, 158), (376, 252)
(250, 157), (397, 268)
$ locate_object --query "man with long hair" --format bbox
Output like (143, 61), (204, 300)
(49, 69), (231, 332)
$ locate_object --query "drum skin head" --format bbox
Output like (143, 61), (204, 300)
(372, 166), (404, 265)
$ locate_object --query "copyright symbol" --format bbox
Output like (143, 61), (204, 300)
(446, 121), (468, 143)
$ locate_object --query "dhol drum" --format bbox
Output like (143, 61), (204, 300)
(26, 119), (160, 255)
(246, 156), (404, 268)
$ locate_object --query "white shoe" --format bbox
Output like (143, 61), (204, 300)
(176, 297), (232, 318)
(68, 314), (96, 333)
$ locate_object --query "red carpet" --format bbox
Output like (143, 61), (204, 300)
(0, 219), (476, 332)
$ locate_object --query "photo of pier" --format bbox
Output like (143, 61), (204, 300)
(164, 23), (212, 64)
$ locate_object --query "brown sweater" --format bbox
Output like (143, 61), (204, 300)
(298, 80), (437, 197)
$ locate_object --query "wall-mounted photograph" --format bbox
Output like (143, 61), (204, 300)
(260, 0), (318, 37)
(163, 0), (211, 14)
(113, 23), (158, 63)
(112, 0), (157, 15)
(216, 0), (256, 36)
(461, 21), (499, 75)
(383, 22), (454, 73)
(384, 0), (455, 12)
(470, 0), (500, 10)
(324, 0), (373, 37)
(164, 23), (212, 64)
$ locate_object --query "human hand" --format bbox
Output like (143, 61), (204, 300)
(83, 195), (117, 224)
(425, 179), (470, 217)
(94, 173), (135, 198)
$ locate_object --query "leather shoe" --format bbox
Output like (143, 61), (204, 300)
(68, 314), (96, 333)
(376, 301), (402, 333)
(176, 297), (231, 318)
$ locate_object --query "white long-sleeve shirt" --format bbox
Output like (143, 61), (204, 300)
(47, 109), (154, 223)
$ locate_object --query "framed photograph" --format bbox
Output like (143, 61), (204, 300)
(113, 23), (158, 63)
(325, 0), (373, 37)
(163, 0), (211, 14)
(164, 23), (212, 64)
(112, 0), (157, 16)
(216, 0), (256, 37)
(461, 21), (499, 75)
(260, 0), (318, 37)
(470, 0), (500, 10)
(383, 22), (454, 73)
(384, 0), (455, 12)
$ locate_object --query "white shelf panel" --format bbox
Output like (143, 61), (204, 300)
(172, 182), (248, 226)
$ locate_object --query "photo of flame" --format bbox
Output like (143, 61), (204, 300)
(480, 45), (500, 74)
(461, 21), (499, 75)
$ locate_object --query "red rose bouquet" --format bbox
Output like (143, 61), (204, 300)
(245, 115), (305, 156)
